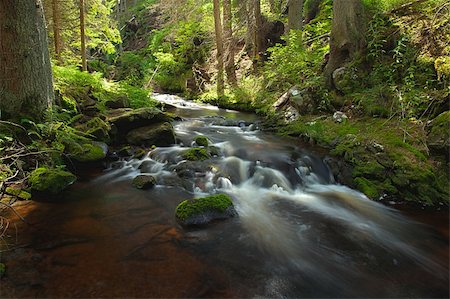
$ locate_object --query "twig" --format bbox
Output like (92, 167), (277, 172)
(0, 202), (29, 224)
(0, 120), (27, 132)
(0, 150), (57, 161)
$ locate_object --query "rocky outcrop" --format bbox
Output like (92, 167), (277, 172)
(126, 122), (175, 146)
(272, 86), (318, 122)
(107, 107), (173, 143)
(427, 111), (449, 159)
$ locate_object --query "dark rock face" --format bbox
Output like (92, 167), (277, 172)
(427, 111), (449, 159)
(126, 122), (175, 146)
(132, 175), (156, 190)
(107, 108), (173, 143)
(105, 95), (130, 109)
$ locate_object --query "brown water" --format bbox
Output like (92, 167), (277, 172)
(1, 95), (448, 298)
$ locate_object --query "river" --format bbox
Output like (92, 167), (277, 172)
(1, 94), (448, 298)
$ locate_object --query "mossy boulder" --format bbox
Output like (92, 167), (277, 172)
(105, 95), (130, 109)
(194, 135), (209, 147)
(29, 167), (77, 195)
(76, 117), (111, 142)
(126, 122), (175, 146)
(175, 194), (236, 226)
(132, 175), (156, 190)
(5, 186), (31, 200)
(69, 143), (107, 162)
(183, 148), (211, 161)
(427, 111), (450, 158)
(107, 108), (173, 141)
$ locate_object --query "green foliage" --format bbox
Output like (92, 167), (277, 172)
(29, 167), (77, 195)
(175, 194), (233, 221)
(5, 186), (32, 200)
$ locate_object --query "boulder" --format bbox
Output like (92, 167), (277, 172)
(68, 142), (107, 162)
(272, 86), (317, 122)
(175, 194), (237, 227)
(427, 111), (450, 158)
(132, 175), (156, 190)
(105, 95), (130, 109)
(333, 111), (348, 123)
(183, 148), (211, 161)
(126, 122), (175, 146)
(194, 135), (208, 147)
(107, 108), (173, 140)
(29, 167), (77, 195)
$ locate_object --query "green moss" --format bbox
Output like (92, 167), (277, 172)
(354, 177), (380, 199)
(29, 167), (77, 195)
(71, 143), (106, 162)
(183, 148), (211, 161)
(194, 135), (208, 147)
(175, 194), (233, 221)
(430, 111), (450, 138)
(132, 175), (156, 189)
(5, 187), (32, 200)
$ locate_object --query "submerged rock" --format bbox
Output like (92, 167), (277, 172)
(29, 167), (77, 196)
(175, 194), (237, 227)
(132, 175), (156, 190)
(126, 122), (175, 146)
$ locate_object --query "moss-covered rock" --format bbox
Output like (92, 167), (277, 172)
(427, 111), (450, 157)
(194, 135), (209, 147)
(107, 107), (173, 141)
(76, 117), (111, 142)
(126, 122), (175, 146)
(132, 175), (156, 189)
(29, 167), (77, 195)
(5, 186), (31, 200)
(183, 148), (211, 161)
(69, 143), (107, 162)
(175, 194), (236, 226)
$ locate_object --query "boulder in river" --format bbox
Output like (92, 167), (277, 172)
(183, 148), (211, 161)
(194, 135), (209, 147)
(126, 122), (176, 147)
(175, 194), (237, 227)
(107, 107), (173, 141)
(29, 167), (77, 196)
(132, 175), (156, 190)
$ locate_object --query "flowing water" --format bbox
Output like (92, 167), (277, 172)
(1, 94), (448, 298)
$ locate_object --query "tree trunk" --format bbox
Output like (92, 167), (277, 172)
(223, 0), (237, 87)
(52, 0), (62, 63)
(80, 0), (87, 71)
(253, 0), (263, 69)
(0, 0), (53, 119)
(288, 0), (304, 31)
(323, 0), (366, 88)
(213, 0), (224, 97)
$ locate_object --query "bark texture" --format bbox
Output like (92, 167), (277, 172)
(323, 0), (367, 88)
(288, 0), (304, 31)
(213, 0), (224, 96)
(52, 0), (62, 63)
(0, 0), (53, 119)
(223, 0), (237, 86)
(80, 0), (87, 71)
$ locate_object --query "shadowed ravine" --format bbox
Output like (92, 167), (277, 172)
(1, 94), (448, 298)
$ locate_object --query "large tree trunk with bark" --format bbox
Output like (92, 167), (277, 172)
(52, 0), (62, 63)
(80, 0), (87, 71)
(213, 0), (224, 97)
(0, 0), (53, 119)
(223, 0), (237, 87)
(288, 0), (304, 31)
(323, 0), (366, 88)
